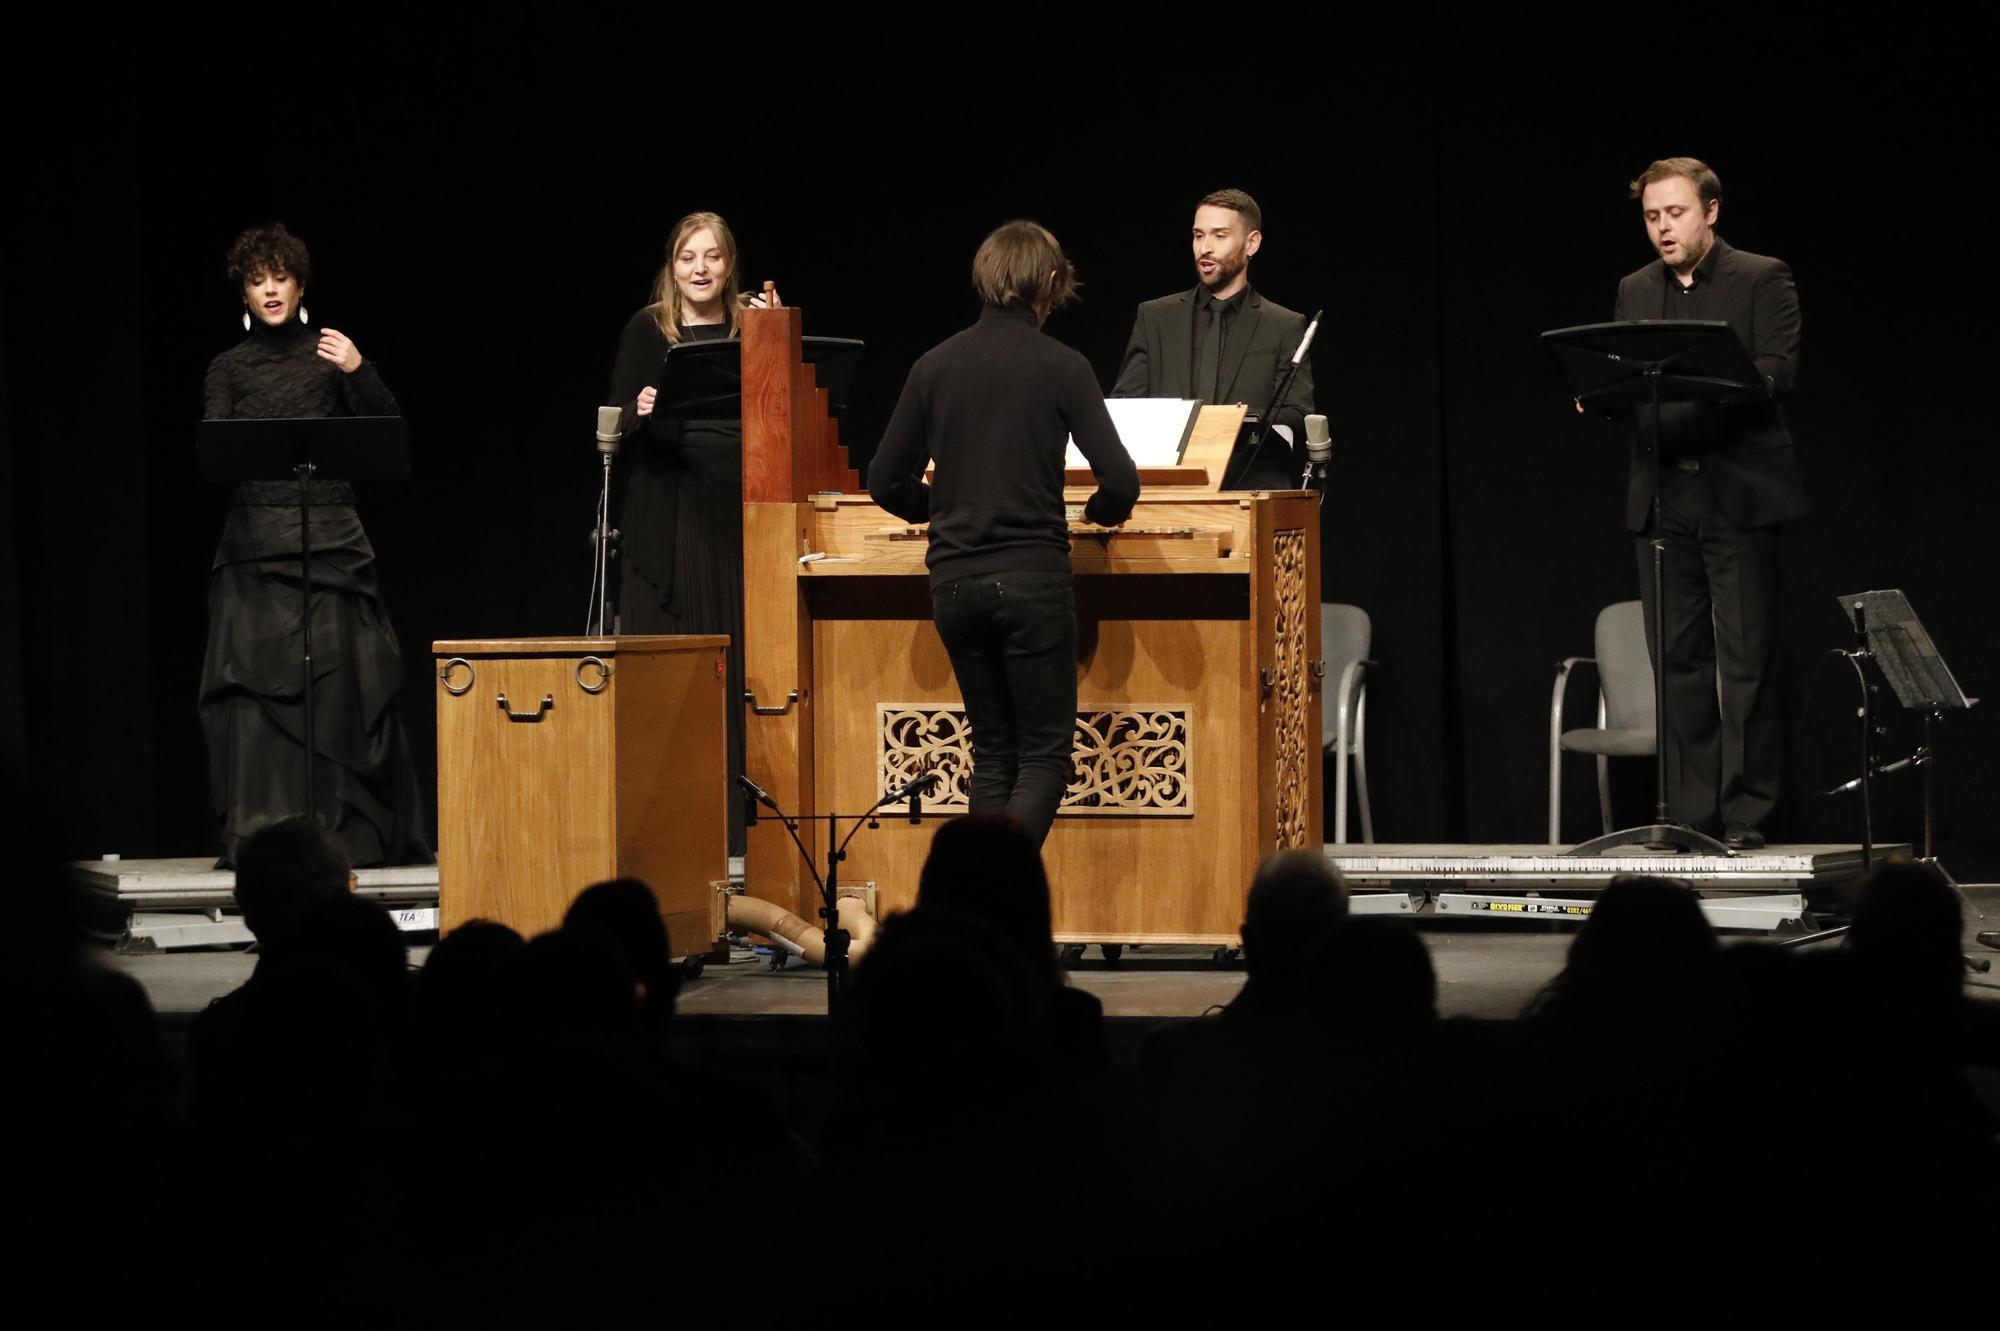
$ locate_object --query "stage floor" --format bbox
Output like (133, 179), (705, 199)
(74, 841), (1907, 952)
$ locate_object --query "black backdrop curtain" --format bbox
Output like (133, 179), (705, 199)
(4, 12), (1994, 875)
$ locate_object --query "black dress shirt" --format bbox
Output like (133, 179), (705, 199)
(1654, 241), (1725, 458)
(1190, 284), (1245, 401)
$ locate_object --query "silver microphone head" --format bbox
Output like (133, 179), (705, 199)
(1304, 413), (1332, 463)
(596, 404), (623, 455)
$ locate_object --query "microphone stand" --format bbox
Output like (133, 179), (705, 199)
(585, 409), (620, 635)
(1850, 602), (1876, 873)
(1224, 308), (1322, 491)
(737, 772), (939, 1036)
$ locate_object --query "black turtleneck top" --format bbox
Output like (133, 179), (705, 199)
(203, 320), (399, 505)
(867, 303), (1140, 588)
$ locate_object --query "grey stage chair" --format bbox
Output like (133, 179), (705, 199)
(1321, 603), (1375, 844)
(1548, 599), (1656, 844)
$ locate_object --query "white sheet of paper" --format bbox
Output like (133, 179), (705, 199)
(1066, 398), (1201, 468)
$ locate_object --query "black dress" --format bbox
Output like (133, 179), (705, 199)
(200, 320), (431, 867)
(608, 310), (746, 852)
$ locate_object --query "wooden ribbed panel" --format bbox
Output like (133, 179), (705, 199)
(741, 305), (859, 502)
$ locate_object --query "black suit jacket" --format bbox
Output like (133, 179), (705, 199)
(1112, 286), (1315, 486)
(1613, 239), (1805, 532)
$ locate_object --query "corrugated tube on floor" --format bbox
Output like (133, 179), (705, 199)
(726, 893), (877, 968)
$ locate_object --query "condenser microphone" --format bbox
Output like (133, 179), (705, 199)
(1291, 309), (1322, 366)
(596, 404), (623, 456)
(1301, 413), (1333, 489)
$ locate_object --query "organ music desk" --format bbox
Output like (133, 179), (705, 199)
(740, 305), (1323, 945)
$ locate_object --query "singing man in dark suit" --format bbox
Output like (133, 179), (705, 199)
(1112, 188), (1315, 489)
(1614, 157), (1804, 850)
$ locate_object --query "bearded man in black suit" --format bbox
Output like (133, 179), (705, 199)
(1112, 188), (1315, 489)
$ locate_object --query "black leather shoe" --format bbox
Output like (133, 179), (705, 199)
(1724, 825), (1766, 851)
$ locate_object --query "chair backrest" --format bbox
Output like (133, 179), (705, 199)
(1320, 603), (1372, 747)
(1594, 600), (1655, 733)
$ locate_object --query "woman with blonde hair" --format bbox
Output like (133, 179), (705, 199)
(608, 211), (778, 851)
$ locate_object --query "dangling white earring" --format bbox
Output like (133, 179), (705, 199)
(298, 305), (309, 326)
(242, 309), (252, 331)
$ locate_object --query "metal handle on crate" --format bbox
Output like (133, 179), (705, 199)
(498, 693), (555, 721)
(744, 688), (801, 716)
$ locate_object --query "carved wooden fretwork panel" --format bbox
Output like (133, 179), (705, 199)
(879, 705), (1192, 817)
(1272, 529), (1311, 849)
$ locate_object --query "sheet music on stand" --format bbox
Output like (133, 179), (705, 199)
(1065, 397), (1201, 468)
(1839, 589), (1977, 711)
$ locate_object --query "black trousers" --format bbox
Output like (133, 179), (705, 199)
(1635, 466), (1782, 832)
(930, 570), (1078, 845)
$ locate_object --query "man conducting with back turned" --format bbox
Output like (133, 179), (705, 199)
(867, 221), (1139, 845)
(1613, 156), (1803, 850)
(1113, 188), (1315, 489)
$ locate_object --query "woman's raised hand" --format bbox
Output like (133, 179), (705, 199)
(744, 286), (784, 310)
(637, 385), (658, 417)
(316, 329), (364, 373)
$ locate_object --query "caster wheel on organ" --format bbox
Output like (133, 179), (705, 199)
(680, 955), (707, 981)
(1100, 944), (1124, 964)
(1211, 946), (1240, 967)
(1059, 944), (1086, 968)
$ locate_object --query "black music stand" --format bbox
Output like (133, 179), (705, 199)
(1782, 591), (1987, 968)
(1836, 591), (1980, 889)
(198, 416), (410, 821)
(653, 335), (865, 420)
(1543, 320), (1767, 856)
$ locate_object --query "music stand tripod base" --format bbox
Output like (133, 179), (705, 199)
(1568, 823), (1735, 858)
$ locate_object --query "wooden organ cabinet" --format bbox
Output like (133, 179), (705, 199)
(740, 305), (1323, 947)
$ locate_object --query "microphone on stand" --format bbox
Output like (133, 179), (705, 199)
(587, 405), (626, 635)
(737, 773), (779, 827)
(586, 406), (625, 551)
(882, 770), (938, 808)
(1300, 413), (1333, 491)
(736, 773), (780, 811)
(1292, 310), (1322, 369)
(903, 766), (937, 823)
(1224, 309), (1322, 491)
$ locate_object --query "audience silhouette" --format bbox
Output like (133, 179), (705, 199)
(917, 812), (1107, 1075)
(5, 764), (174, 1301)
(18, 785), (1999, 1308)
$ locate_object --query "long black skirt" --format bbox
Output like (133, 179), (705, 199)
(621, 457), (747, 856)
(199, 489), (431, 868)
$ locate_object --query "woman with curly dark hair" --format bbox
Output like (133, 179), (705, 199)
(607, 211), (779, 853)
(200, 223), (430, 868)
